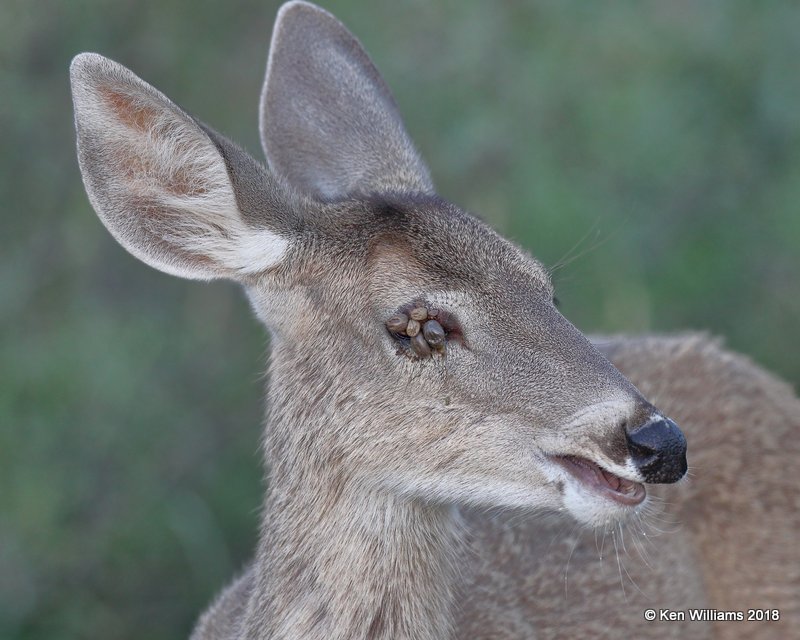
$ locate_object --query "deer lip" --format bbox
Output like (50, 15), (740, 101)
(551, 455), (646, 506)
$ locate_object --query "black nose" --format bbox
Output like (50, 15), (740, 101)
(626, 416), (687, 483)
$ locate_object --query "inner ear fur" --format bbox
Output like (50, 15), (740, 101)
(71, 53), (293, 281)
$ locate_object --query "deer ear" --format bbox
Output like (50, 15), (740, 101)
(259, 1), (434, 200)
(70, 53), (293, 281)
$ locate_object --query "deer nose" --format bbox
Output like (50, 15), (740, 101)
(626, 416), (687, 483)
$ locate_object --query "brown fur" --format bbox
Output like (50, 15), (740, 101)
(192, 334), (799, 640)
(69, 2), (799, 639)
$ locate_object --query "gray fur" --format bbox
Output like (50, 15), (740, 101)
(69, 2), (799, 639)
(259, 1), (434, 200)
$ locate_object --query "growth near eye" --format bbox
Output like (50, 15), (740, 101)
(386, 305), (448, 358)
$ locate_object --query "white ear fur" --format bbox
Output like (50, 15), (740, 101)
(71, 53), (289, 280)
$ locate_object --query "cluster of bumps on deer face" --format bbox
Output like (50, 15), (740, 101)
(71, 1), (799, 639)
(385, 304), (452, 357)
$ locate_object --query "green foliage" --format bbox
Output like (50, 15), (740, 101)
(1, 1), (798, 637)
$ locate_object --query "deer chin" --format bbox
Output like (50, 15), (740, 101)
(549, 455), (647, 525)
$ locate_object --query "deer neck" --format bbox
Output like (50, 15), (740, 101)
(243, 348), (465, 639)
(248, 484), (463, 639)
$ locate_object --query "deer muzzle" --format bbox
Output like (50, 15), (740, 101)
(626, 416), (688, 483)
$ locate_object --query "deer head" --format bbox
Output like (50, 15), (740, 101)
(70, 1), (686, 531)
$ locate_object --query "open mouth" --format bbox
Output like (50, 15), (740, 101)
(551, 455), (646, 506)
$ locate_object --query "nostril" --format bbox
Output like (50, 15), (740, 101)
(626, 416), (688, 484)
(627, 439), (657, 460)
(626, 423), (662, 458)
(626, 417), (683, 455)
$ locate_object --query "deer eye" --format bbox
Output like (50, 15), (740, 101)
(385, 303), (462, 358)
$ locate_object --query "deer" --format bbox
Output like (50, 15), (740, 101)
(69, 2), (798, 638)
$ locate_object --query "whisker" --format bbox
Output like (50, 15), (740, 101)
(618, 523), (649, 600)
(618, 521), (630, 557)
(563, 522), (583, 599)
(548, 219), (604, 274)
(632, 513), (656, 561)
(630, 525), (654, 570)
(599, 524), (609, 560)
(594, 526), (603, 565)
(612, 530), (628, 602)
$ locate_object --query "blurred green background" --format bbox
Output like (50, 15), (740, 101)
(2, 0), (798, 638)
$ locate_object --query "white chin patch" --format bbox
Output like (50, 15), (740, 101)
(562, 479), (645, 528)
